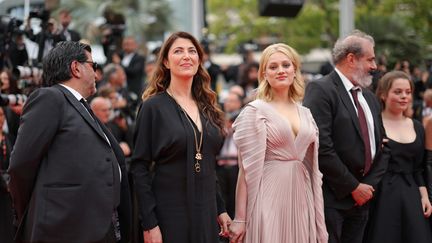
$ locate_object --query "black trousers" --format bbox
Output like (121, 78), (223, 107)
(325, 206), (369, 243)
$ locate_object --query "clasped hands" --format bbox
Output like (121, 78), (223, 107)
(228, 220), (246, 243)
(218, 212), (246, 243)
(351, 183), (375, 206)
(218, 212), (231, 238)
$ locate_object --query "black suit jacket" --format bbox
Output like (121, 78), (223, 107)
(303, 71), (390, 209)
(122, 53), (145, 96)
(60, 29), (81, 42)
(8, 84), (131, 243)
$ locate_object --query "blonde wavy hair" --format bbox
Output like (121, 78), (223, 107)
(256, 43), (304, 102)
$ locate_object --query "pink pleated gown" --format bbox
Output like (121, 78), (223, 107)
(233, 99), (328, 243)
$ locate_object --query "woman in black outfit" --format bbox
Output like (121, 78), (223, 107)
(130, 31), (231, 243)
(365, 71), (432, 243)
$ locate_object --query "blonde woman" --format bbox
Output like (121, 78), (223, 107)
(229, 43), (328, 243)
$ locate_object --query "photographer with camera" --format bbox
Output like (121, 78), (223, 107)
(0, 14), (43, 95)
(0, 16), (26, 71)
(25, 10), (64, 65)
(8, 32), (29, 69)
(100, 10), (125, 64)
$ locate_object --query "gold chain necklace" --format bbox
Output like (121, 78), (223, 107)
(166, 89), (203, 173)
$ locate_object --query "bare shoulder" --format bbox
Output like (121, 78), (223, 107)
(424, 116), (432, 129)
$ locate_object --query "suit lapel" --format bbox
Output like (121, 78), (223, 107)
(332, 73), (362, 137)
(54, 85), (110, 145)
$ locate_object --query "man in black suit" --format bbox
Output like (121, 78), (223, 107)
(303, 30), (390, 243)
(58, 9), (81, 42)
(118, 36), (145, 96)
(25, 18), (64, 64)
(8, 41), (131, 243)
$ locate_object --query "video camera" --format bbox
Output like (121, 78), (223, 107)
(101, 10), (125, 61)
(101, 23), (125, 61)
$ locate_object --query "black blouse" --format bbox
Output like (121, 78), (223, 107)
(131, 92), (225, 243)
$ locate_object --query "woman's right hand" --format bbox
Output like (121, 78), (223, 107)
(229, 221), (246, 243)
(143, 226), (163, 243)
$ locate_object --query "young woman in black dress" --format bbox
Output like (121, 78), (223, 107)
(366, 70), (432, 243)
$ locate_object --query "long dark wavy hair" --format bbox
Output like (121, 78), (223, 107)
(142, 31), (225, 133)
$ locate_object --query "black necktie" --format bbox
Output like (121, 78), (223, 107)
(350, 88), (372, 175)
(80, 98), (97, 120)
(80, 98), (105, 134)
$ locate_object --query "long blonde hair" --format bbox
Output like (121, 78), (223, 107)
(256, 43), (304, 102)
(142, 31), (225, 133)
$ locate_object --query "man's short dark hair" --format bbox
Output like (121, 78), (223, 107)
(42, 41), (92, 87)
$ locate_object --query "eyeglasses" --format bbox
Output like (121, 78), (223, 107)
(82, 61), (99, 72)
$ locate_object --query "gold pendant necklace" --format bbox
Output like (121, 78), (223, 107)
(167, 89), (203, 173)
(187, 111), (203, 173)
